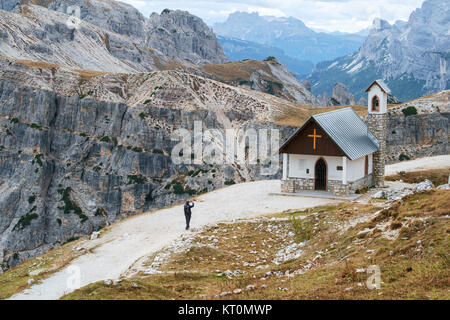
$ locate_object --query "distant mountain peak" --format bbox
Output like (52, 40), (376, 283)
(213, 11), (366, 64)
(372, 18), (392, 31)
(308, 0), (450, 102)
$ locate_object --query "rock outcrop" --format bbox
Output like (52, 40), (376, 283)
(331, 83), (356, 106)
(146, 9), (228, 65)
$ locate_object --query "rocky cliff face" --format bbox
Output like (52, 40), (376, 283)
(0, 4), (163, 73)
(22, 0), (147, 38)
(0, 65), (298, 272)
(308, 0), (450, 101)
(146, 10), (228, 65)
(384, 90), (450, 162)
(0, 1), (227, 72)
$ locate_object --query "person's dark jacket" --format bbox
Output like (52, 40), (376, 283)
(184, 202), (194, 215)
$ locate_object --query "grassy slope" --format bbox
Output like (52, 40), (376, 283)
(386, 169), (450, 186)
(0, 238), (90, 299)
(62, 188), (450, 300)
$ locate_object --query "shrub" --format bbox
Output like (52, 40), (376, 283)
(173, 182), (185, 195)
(30, 123), (42, 130)
(58, 187), (87, 223)
(152, 149), (163, 154)
(33, 154), (44, 167)
(127, 174), (147, 185)
(95, 208), (107, 217)
(263, 56), (276, 61)
(13, 206), (38, 231)
(224, 180), (236, 186)
(185, 188), (197, 196)
(79, 90), (93, 99)
(28, 195), (36, 204)
(143, 99), (151, 105)
(10, 118), (19, 124)
(132, 147), (143, 153)
(402, 106), (417, 117)
(139, 112), (146, 119)
(399, 154), (411, 161)
(100, 136), (111, 143)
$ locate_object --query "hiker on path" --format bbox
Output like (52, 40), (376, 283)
(184, 200), (194, 230)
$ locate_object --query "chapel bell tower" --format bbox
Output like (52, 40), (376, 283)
(366, 80), (389, 187)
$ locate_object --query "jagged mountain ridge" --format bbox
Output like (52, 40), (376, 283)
(0, 1), (228, 72)
(308, 0), (450, 101)
(213, 11), (366, 64)
(0, 1), (318, 105)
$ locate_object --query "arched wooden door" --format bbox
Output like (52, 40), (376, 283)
(315, 158), (327, 191)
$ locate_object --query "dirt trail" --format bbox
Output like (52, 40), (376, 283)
(9, 155), (449, 300)
(9, 180), (339, 300)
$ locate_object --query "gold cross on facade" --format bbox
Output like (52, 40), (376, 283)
(308, 128), (322, 150)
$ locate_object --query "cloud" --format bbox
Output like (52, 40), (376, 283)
(120, 0), (425, 32)
(246, 7), (286, 17)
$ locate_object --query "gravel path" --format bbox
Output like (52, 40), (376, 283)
(9, 155), (450, 300)
(9, 180), (339, 300)
(385, 155), (450, 176)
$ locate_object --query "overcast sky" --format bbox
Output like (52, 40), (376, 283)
(121, 0), (424, 33)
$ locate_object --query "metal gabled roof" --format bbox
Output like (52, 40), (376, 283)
(280, 107), (379, 161)
(312, 108), (379, 160)
(365, 79), (391, 94)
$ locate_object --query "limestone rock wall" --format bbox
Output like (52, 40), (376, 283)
(0, 80), (288, 272)
(386, 112), (449, 163)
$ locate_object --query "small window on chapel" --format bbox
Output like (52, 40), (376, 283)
(371, 95), (380, 112)
(337, 166), (343, 171)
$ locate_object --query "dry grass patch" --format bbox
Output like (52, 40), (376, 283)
(201, 60), (269, 83)
(73, 69), (109, 80)
(385, 169), (450, 186)
(0, 238), (87, 299)
(15, 59), (60, 70)
(275, 105), (367, 127)
(62, 195), (449, 300)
